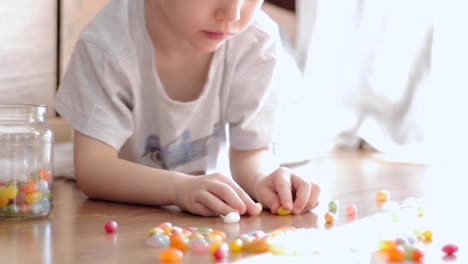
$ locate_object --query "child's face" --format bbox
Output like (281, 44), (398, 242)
(155, 0), (264, 52)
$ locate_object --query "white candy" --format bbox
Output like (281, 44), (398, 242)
(222, 212), (240, 224)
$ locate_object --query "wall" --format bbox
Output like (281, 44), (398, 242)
(0, 1), (109, 142)
(0, 1), (57, 116)
(60, 0), (109, 79)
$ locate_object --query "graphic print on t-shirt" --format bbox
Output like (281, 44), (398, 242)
(141, 124), (222, 170)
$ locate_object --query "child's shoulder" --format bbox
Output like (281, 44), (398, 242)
(77, 0), (140, 55)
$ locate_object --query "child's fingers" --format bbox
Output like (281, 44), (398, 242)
(256, 185), (280, 214)
(310, 183), (321, 208)
(209, 183), (246, 214)
(198, 191), (240, 216)
(291, 176), (312, 214)
(192, 202), (219, 217)
(220, 178), (260, 215)
(304, 182), (321, 211)
(273, 168), (293, 210)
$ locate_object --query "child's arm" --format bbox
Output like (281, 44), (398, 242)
(74, 131), (261, 216)
(74, 131), (183, 206)
(230, 147), (320, 215)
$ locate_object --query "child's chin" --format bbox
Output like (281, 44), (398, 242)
(196, 42), (225, 53)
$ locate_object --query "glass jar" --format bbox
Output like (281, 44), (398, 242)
(0, 104), (54, 219)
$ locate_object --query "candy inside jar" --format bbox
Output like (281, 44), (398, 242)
(0, 105), (54, 219)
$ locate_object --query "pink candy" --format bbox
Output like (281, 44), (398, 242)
(442, 244), (458, 255)
(345, 204), (357, 216)
(104, 220), (119, 233)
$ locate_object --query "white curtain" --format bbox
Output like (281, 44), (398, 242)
(273, 0), (435, 164)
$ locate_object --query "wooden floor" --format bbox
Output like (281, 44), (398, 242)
(0, 150), (465, 263)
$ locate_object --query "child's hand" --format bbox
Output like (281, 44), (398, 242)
(175, 173), (262, 217)
(255, 167), (320, 215)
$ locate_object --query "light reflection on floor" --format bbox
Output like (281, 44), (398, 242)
(237, 199), (464, 264)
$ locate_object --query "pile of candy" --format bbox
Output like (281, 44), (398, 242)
(0, 169), (52, 218)
(377, 235), (425, 262)
(145, 222), (229, 262)
(144, 222), (305, 262)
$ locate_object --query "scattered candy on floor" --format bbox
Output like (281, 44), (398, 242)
(328, 200), (339, 212)
(159, 248), (184, 262)
(106, 190), (460, 263)
(345, 204), (357, 216)
(324, 212), (335, 224)
(104, 220), (118, 233)
(376, 190), (391, 202)
(221, 211), (240, 224)
(442, 243), (458, 256)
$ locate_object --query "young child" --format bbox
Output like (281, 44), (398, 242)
(56, 0), (320, 217)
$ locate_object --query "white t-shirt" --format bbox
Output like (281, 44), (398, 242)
(56, 0), (282, 175)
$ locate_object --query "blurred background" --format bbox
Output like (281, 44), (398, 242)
(0, 0), (465, 172)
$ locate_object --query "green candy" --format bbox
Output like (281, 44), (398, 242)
(328, 200), (339, 212)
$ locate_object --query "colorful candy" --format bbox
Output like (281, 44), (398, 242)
(104, 220), (118, 233)
(277, 207), (292, 216)
(222, 211), (240, 223)
(376, 190), (391, 202)
(345, 204), (357, 216)
(159, 248), (184, 262)
(422, 230), (432, 241)
(146, 234), (169, 248)
(0, 170), (53, 219)
(328, 200), (339, 212)
(324, 212), (335, 224)
(229, 239), (243, 252)
(442, 244), (458, 255)
(213, 243), (228, 261)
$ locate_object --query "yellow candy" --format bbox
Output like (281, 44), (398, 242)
(209, 240), (222, 253)
(277, 207), (292, 216)
(229, 239), (243, 252)
(189, 233), (204, 240)
(25, 192), (42, 204)
(422, 230), (432, 240)
(417, 206), (424, 217)
(5, 185), (18, 199)
(147, 227), (163, 236)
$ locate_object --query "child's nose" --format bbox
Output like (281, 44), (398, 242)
(215, 0), (242, 22)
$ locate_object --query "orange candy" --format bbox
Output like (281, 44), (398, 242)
(38, 169), (51, 182)
(324, 212), (335, 224)
(210, 230), (226, 242)
(21, 182), (38, 194)
(170, 233), (188, 251)
(386, 246), (405, 261)
(248, 236), (271, 253)
(378, 240), (396, 251)
(412, 247), (424, 261)
(159, 248), (183, 262)
(376, 190), (391, 202)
